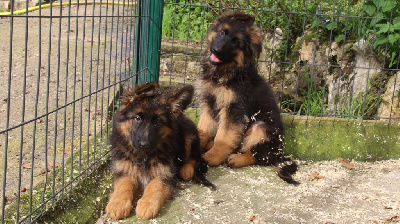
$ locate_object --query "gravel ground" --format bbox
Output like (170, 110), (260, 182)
(97, 159), (400, 223)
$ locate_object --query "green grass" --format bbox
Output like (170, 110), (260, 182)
(336, 93), (381, 119)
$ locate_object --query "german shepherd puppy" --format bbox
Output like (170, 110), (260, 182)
(196, 12), (298, 184)
(106, 82), (215, 220)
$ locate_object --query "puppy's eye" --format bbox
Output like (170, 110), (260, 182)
(133, 115), (142, 122)
(219, 30), (226, 37)
(153, 117), (161, 126)
(232, 37), (238, 44)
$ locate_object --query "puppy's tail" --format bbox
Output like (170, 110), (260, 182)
(276, 157), (300, 185)
(193, 160), (216, 190)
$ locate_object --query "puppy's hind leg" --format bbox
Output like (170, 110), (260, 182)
(228, 121), (268, 168)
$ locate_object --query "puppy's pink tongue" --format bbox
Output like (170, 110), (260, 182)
(210, 53), (222, 63)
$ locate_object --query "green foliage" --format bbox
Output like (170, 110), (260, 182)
(162, 0), (399, 67)
(361, 0), (400, 68)
(162, 0), (214, 41)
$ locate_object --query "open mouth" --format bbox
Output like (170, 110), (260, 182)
(209, 53), (223, 64)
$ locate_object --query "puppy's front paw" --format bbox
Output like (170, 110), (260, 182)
(179, 163), (194, 181)
(227, 154), (246, 168)
(202, 149), (225, 166)
(227, 153), (256, 168)
(106, 198), (132, 220)
(135, 197), (161, 220)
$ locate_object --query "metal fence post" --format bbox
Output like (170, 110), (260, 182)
(134, 0), (164, 84)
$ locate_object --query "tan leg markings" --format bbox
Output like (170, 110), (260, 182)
(135, 178), (172, 220)
(227, 151), (257, 168)
(228, 121), (268, 168)
(205, 141), (214, 151)
(202, 108), (244, 166)
(106, 176), (136, 220)
(179, 158), (196, 181)
(239, 121), (269, 153)
(197, 105), (217, 148)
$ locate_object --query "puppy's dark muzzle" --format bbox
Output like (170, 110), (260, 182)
(209, 37), (234, 64)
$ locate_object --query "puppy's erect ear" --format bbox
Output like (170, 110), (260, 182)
(248, 26), (263, 59)
(168, 85), (194, 112)
(134, 82), (159, 95)
(217, 12), (255, 25)
(121, 82), (159, 105)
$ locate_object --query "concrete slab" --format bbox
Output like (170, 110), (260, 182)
(97, 160), (400, 223)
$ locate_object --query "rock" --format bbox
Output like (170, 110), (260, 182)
(377, 72), (400, 119)
(326, 39), (382, 112)
(259, 28), (284, 77)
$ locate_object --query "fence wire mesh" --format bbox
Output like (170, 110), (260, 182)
(160, 0), (400, 123)
(0, 0), (140, 222)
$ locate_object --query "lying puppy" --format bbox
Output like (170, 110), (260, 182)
(106, 83), (215, 220)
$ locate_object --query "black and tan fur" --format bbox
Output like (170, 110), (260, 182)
(197, 12), (298, 184)
(106, 83), (215, 220)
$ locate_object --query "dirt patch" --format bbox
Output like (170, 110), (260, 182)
(0, 3), (135, 209)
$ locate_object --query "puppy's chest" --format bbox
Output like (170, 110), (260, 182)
(201, 82), (236, 109)
(133, 160), (175, 190)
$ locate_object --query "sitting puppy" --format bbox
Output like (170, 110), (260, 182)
(196, 12), (298, 184)
(106, 82), (215, 220)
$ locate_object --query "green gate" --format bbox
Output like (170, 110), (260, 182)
(134, 0), (164, 84)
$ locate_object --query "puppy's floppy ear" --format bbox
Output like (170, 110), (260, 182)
(168, 85), (194, 112)
(121, 82), (159, 105)
(217, 12), (255, 25)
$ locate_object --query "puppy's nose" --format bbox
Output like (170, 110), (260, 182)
(211, 47), (221, 54)
(139, 139), (150, 149)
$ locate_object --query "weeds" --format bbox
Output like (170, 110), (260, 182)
(336, 93), (381, 119)
(295, 65), (329, 116)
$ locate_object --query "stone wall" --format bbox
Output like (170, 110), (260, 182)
(1, 0), (40, 11)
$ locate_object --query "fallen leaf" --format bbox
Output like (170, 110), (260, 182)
(248, 215), (257, 221)
(385, 215), (399, 223)
(338, 158), (354, 170)
(309, 172), (325, 181)
(214, 199), (224, 205)
(22, 163), (32, 169)
(5, 196), (15, 204)
(39, 168), (49, 174)
(48, 162), (61, 168)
